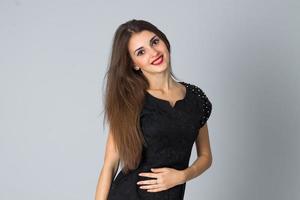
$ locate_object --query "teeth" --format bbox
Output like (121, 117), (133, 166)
(152, 56), (162, 64)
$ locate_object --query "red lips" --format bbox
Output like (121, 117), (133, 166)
(151, 55), (163, 65)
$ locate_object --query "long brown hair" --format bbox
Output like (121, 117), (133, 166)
(103, 19), (178, 174)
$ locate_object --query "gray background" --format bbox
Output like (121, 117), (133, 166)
(1, 0), (299, 199)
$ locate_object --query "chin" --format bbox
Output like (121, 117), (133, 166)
(153, 64), (169, 73)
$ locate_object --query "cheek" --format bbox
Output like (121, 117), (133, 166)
(159, 42), (168, 51)
(135, 57), (150, 67)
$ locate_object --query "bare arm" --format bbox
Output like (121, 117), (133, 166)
(182, 123), (213, 182)
(95, 129), (120, 200)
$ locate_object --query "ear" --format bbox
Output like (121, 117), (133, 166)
(134, 66), (140, 70)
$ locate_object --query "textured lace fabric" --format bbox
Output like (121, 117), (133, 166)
(107, 82), (212, 200)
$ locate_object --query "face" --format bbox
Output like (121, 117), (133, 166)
(128, 30), (170, 75)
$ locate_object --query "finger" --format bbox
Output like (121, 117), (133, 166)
(139, 183), (161, 190)
(138, 179), (157, 185)
(151, 167), (167, 172)
(139, 172), (157, 178)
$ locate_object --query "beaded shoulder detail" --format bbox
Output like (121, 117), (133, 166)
(181, 82), (212, 129)
(186, 83), (209, 99)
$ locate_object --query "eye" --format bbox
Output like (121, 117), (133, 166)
(137, 50), (145, 56)
(152, 38), (160, 46)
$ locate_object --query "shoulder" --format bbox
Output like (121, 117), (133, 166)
(181, 82), (209, 99)
(183, 81), (212, 111)
(182, 82), (213, 129)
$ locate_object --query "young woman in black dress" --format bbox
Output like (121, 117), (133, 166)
(95, 19), (213, 200)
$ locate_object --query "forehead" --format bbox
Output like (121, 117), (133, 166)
(128, 30), (156, 51)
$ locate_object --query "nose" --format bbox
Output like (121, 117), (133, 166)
(149, 46), (159, 57)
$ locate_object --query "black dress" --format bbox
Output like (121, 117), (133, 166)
(107, 81), (212, 200)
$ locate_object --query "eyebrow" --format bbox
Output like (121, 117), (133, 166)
(134, 35), (157, 55)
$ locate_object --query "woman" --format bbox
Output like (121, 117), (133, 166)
(95, 19), (213, 200)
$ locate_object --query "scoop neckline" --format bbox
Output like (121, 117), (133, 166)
(145, 81), (188, 109)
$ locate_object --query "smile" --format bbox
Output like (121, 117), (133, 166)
(151, 55), (164, 65)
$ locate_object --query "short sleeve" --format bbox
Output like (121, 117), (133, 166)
(189, 84), (212, 129)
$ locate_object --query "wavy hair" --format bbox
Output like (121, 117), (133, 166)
(102, 19), (178, 174)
